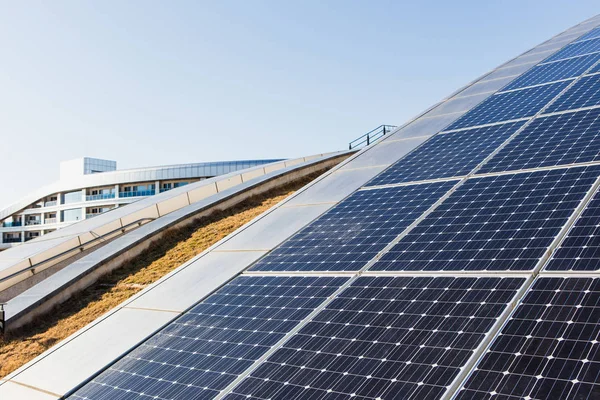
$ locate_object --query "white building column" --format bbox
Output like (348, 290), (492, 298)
(56, 192), (62, 205)
(114, 184), (120, 199)
(155, 181), (160, 194)
(21, 231), (25, 242)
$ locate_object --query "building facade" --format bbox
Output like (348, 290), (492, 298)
(0, 157), (281, 249)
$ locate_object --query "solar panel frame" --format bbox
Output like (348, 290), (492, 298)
(370, 165), (600, 272)
(445, 81), (570, 131)
(364, 122), (525, 187)
(70, 276), (350, 400)
(249, 180), (457, 272)
(456, 276), (600, 400)
(479, 108), (600, 174)
(225, 276), (527, 400)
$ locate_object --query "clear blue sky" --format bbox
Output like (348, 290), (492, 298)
(0, 1), (598, 208)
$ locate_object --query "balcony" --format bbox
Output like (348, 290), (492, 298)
(45, 218), (57, 224)
(44, 201), (57, 207)
(3, 237), (22, 243)
(118, 190), (155, 198)
(86, 193), (116, 202)
(24, 236), (39, 242)
(86, 214), (99, 219)
(2, 221), (22, 228)
(25, 220), (42, 226)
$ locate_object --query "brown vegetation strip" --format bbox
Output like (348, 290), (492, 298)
(0, 171), (325, 378)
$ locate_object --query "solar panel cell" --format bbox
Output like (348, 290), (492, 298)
(446, 81), (569, 130)
(249, 181), (456, 272)
(227, 276), (525, 400)
(70, 276), (349, 400)
(480, 108), (600, 173)
(544, 37), (600, 63)
(501, 53), (600, 91)
(545, 73), (600, 113)
(575, 27), (600, 43)
(457, 277), (600, 400)
(365, 122), (524, 187)
(370, 166), (600, 272)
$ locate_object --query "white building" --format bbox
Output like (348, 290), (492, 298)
(0, 157), (281, 249)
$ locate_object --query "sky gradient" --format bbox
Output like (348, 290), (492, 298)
(0, 1), (598, 208)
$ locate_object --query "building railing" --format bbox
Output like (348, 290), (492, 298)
(86, 193), (116, 202)
(44, 201), (57, 207)
(86, 214), (99, 219)
(2, 238), (22, 243)
(2, 221), (22, 228)
(25, 220), (41, 226)
(45, 218), (57, 224)
(118, 190), (155, 198)
(348, 125), (398, 150)
(24, 236), (39, 242)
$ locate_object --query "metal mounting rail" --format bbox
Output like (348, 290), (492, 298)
(348, 124), (397, 149)
(0, 217), (155, 289)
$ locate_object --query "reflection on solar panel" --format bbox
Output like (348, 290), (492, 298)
(480, 108), (600, 173)
(365, 122), (524, 187)
(575, 27), (600, 43)
(249, 181), (456, 272)
(545, 188), (600, 271)
(502, 53), (600, 91)
(446, 81), (570, 130)
(457, 277), (600, 400)
(545, 38), (600, 63)
(227, 276), (525, 400)
(71, 276), (348, 400)
(371, 166), (600, 272)
(545, 73), (600, 113)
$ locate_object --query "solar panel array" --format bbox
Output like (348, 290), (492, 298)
(70, 16), (600, 400)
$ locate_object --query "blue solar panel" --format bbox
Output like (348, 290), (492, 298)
(370, 165), (600, 272)
(479, 108), (600, 173)
(446, 81), (570, 131)
(457, 277), (600, 400)
(249, 181), (456, 272)
(546, 74), (600, 113)
(501, 53), (600, 91)
(71, 276), (349, 400)
(227, 276), (525, 400)
(590, 63), (600, 74)
(575, 27), (600, 43)
(545, 187), (600, 271)
(365, 122), (524, 187)
(544, 37), (600, 63)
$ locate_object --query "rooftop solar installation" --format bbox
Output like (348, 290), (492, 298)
(446, 81), (570, 131)
(70, 276), (348, 400)
(249, 181), (456, 272)
(545, 187), (600, 271)
(479, 108), (600, 173)
(545, 73), (600, 113)
(457, 277), (600, 400)
(370, 165), (600, 272)
(544, 37), (600, 63)
(226, 276), (525, 400)
(501, 53), (600, 91)
(365, 122), (524, 187)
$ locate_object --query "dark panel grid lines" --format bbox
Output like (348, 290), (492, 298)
(70, 276), (349, 400)
(546, 74), (600, 113)
(226, 276), (525, 400)
(370, 165), (600, 272)
(446, 81), (570, 131)
(576, 27), (600, 43)
(546, 186), (600, 271)
(249, 181), (457, 272)
(457, 277), (600, 400)
(544, 37), (600, 63)
(501, 53), (600, 91)
(365, 122), (524, 187)
(479, 108), (600, 174)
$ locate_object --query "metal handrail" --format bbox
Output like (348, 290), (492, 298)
(0, 217), (155, 287)
(348, 124), (397, 150)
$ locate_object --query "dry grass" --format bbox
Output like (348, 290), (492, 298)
(0, 172), (324, 378)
